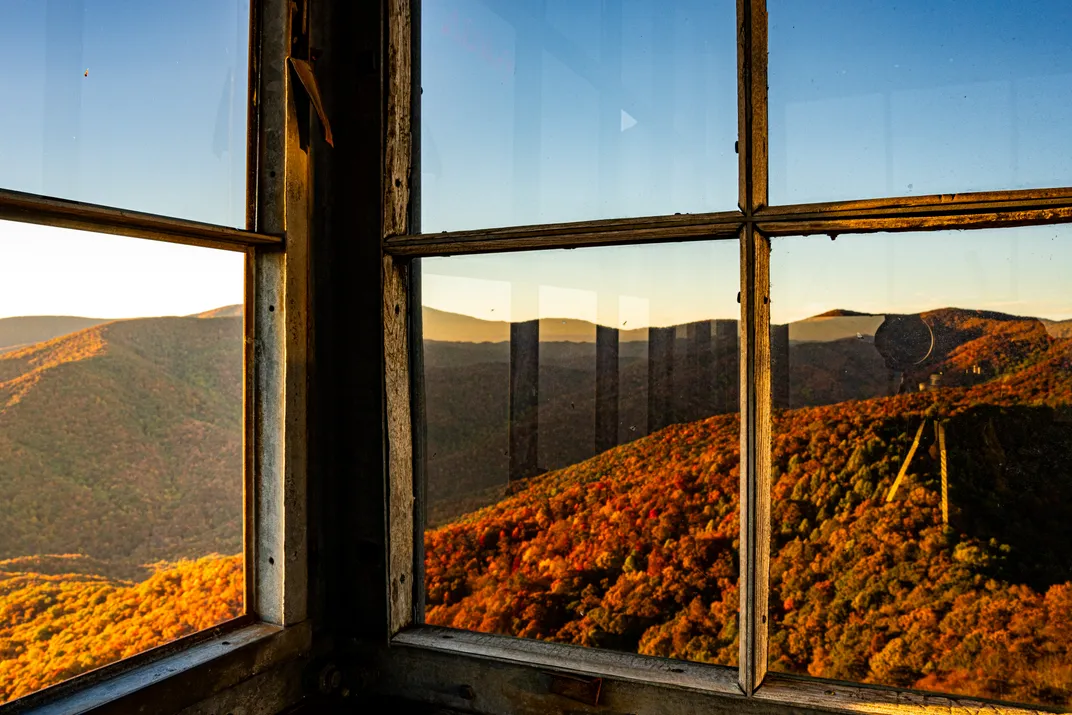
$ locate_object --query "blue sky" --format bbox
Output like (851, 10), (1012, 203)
(421, 0), (739, 232)
(421, 0), (1072, 325)
(0, 0), (248, 319)
(769, 0), (1072, 204)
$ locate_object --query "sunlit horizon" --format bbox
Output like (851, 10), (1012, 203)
(0, 219), (244, 321)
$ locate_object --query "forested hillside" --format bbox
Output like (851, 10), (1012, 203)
(425, 308), (1072, 706)
(0, 315), (243, 572)
(0, 314), (244, 703)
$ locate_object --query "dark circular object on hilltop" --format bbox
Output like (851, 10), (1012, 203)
(874, 314), (935, 369)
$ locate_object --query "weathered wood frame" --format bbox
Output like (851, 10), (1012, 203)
(1, 0), (312, 712)
(379, 0), (1072, 714)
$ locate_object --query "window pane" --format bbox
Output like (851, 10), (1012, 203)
(0, 221), (244, 705)
(769, 1), (1072, 205)
(421, 0), (738, 232)
(768, 226), (1072, 708)
(0, 1), (249, 227)
(421, 240), (740, 667)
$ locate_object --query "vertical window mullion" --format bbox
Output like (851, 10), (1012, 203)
(738, 0), (769, 216)
(738, 0), (770, 696)
(250, 0), (311, 627)
(385, 0), (418, 636)
(738, 224), (772, 695)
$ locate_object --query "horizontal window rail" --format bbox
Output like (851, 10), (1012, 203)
(383, 211), (744, 257)
(385, 186), (1072, 258)
(0, 188), (283, 252)
(757, 186), (1072, 236)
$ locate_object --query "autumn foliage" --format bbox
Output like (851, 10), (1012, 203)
(425, 309), (1072, 706)
(0, 554), (242, 705)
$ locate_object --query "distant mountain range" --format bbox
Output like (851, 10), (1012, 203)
(0, 316), (111, 353)
(0, 305), (243, 354)
(422, 306), (1067, 525)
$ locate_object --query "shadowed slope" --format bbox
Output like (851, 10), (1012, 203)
(0, 316), (243, 568)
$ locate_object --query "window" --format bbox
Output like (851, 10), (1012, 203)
(769, 227), (1072, 705)
(380, 0), (1072, 713)
(421, 241), (741, 665)
(0, 0), (308, 710)
(0, 225), (245, 705)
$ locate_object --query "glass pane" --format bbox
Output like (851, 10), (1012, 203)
(769, 1), (1072, 205)
(768, 226), (1072, 708)
(421, 240), (740, 666)
(0, 1), (249, 227)
(421, 0), (738, 232)
(0, 221), (244, 705)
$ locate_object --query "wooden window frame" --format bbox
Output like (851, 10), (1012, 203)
(378, 1), (1072, 714)
(0, 0), (312, 712)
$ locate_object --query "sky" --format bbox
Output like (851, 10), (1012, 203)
(421, 0), (1072, 327)
(2, 0), (1072, 324)
(0, 0), (248, 319)
(0, 220), (244, 320)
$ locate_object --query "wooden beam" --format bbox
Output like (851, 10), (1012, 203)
(769, 323), (789, 409)
(378, 628), (755, 714)
(383, 212), (744, 256)
(384, 0), (416, 636)
(739, 225), (771, 695)
(687, 321), (714, 421)
(715, 319), (739, 414)
(738, 0), (768, 214)
(759, 207), (1072, 237)
(757, 185), (1072, 220)
(938, 421), (949, 526)
(885, 421), (926, 503)
(595, 325), (620, 453)
(755, 672), (1052, 715)
(0, 187), (282, 252)
(252, 0), (310, 628)
(647, 326), (676, 433)
(509, 320), (541, 482)
(13, 623), (310, 715)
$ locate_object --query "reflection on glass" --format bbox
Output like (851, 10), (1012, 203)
(421, 241), (740, 663)
(0, 221), (245, 705)
(0, 1), (249, 227)
(768, 227), (1072, 707)
(769, 0), (1072, 204)
(421, 0), (737, 232)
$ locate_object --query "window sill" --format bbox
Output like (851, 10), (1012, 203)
(4, 620), (312, 715)
(755, 672), (1061, 715)
(375, 626), (743, 712)
(377, 628), (1060, 715)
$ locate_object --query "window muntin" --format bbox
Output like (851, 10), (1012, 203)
(421, 240), (741, 665)
(767, 227), (1072, 708)
(768, 0), (1072, 206)
(0, 0), (250, 228)
(420, 0), (738, 233)
(0, 221), (245, 706)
